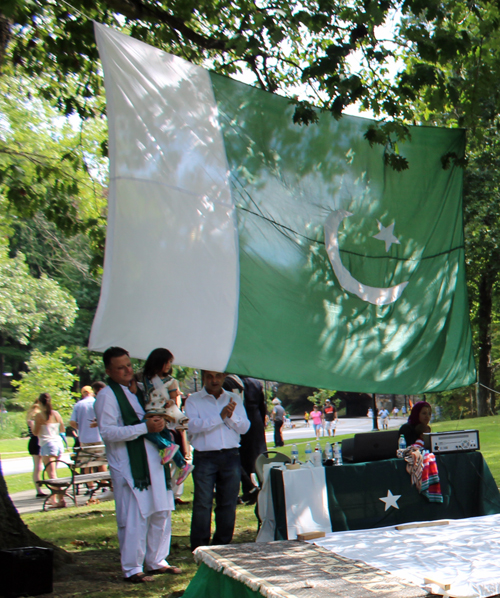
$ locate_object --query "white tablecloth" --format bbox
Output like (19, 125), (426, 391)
(256, 462), (330, 542)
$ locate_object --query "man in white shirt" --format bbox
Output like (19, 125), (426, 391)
(70, 385), (104, 493)
(70, 386), (102, 445)
(94, 347), (181, 583)
(185, 370), (250, 551)
(379, 408), (390, 429)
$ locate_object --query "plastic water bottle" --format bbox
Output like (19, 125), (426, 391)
(398, 435), (407, 450)
(334, 442), (342, 466)
(291, 444), (299, 463)
(305, 443), (312, 461)
(315, 441), (321, 452)
(325, 442), (333, 461)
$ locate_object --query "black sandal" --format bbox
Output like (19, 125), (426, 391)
(124, 573), (154, 584)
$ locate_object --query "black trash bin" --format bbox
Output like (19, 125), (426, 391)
(0, 546), (53, 597)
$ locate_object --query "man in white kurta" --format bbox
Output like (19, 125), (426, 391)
(94, 347), (180, 583)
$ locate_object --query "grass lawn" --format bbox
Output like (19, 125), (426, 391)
(18, 474), (257, 598)
(5, 467), (72, 494)
(0, 437), (30, 457)
(7, 414), (500, 598)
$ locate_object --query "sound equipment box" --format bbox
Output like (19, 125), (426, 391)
(423, 430), (479, 454)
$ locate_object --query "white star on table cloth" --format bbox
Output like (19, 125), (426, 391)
(379, 489), (401, 511)
(373, 221), (401, 252)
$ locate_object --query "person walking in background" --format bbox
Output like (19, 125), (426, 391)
(33, 393), (66, 508)
(379, 408), (390, 429)
(271, 398), (285, 447)
(304, 411), (310, 427)
(309, 404), (323, 441)
(26, 400), (45, 498)
(185, 370), (250, 551)
(322, 399), (338, 438)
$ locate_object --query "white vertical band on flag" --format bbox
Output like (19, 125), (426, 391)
(90, 23), (239, 368)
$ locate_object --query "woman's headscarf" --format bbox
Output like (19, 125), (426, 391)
(408, 400), (431, 426)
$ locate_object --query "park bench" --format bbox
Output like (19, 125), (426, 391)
(40, 444), (112, 511)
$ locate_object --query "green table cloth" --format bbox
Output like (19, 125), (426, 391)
(272, 452), (500, 539)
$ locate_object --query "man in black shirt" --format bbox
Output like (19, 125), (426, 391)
(322, 399), (338, 438)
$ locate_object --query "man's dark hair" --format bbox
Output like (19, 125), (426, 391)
(103, 347), (129, 368)
(91, 380), (106, 394)
(143, 348), (174, 380)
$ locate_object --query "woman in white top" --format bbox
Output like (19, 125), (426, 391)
(33, 393), (65, 508)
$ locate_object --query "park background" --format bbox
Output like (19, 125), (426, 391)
(3, 0), (500, 595)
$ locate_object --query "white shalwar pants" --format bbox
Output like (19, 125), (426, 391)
(117, 484), (172, 578)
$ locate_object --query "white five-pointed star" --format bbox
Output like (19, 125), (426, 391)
(373, 220), (401, 252)
(379, 489), (401, 511)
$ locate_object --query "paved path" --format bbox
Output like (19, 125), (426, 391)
(9, 488), (114, 514)
(2, 418), (408, 475)
(265, 416), (406, 445)
(1, 452), (73, 476)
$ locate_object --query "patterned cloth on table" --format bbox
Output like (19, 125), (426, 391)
(398, 446), (443, 503)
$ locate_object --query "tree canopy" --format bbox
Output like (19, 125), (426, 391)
(1, 0), (494, 125)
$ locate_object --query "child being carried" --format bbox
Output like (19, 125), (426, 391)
(140, 348), (194, 486)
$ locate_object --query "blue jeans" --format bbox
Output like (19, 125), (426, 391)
(191, 448), (241, 551)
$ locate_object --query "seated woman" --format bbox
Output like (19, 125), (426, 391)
(399, 401), (432, 447)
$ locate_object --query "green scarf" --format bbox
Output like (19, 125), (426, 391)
(107, 379), (151, 491)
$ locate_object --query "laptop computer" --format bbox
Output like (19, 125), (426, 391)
(342, 430), (400, 463)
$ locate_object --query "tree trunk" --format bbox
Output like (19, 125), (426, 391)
(0, 13), (11, 71)
(0, 461), (72, 566)
(0, 333), (3, 400)
(477, 271), (494, 416)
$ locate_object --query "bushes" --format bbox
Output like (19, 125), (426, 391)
(0, 412), (29, 439)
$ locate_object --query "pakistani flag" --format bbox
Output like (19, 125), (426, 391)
(90, 22), (476, 394)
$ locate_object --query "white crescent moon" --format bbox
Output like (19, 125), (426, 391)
(324, 210), (408, 306)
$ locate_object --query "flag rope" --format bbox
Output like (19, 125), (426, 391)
(479, 382), (500, 395)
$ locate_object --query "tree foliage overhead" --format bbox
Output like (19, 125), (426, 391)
(2, 0), (399, 119)
(0, 248), (77, 345)
(11, 346), (79, 413)
(390, 0), (500, 414)
(0, 0), (489, 122)
(0, 70), (108, 270)
(1, 0), (498, 174)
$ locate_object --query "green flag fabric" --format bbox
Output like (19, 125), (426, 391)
(90, 23), (476, 394)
